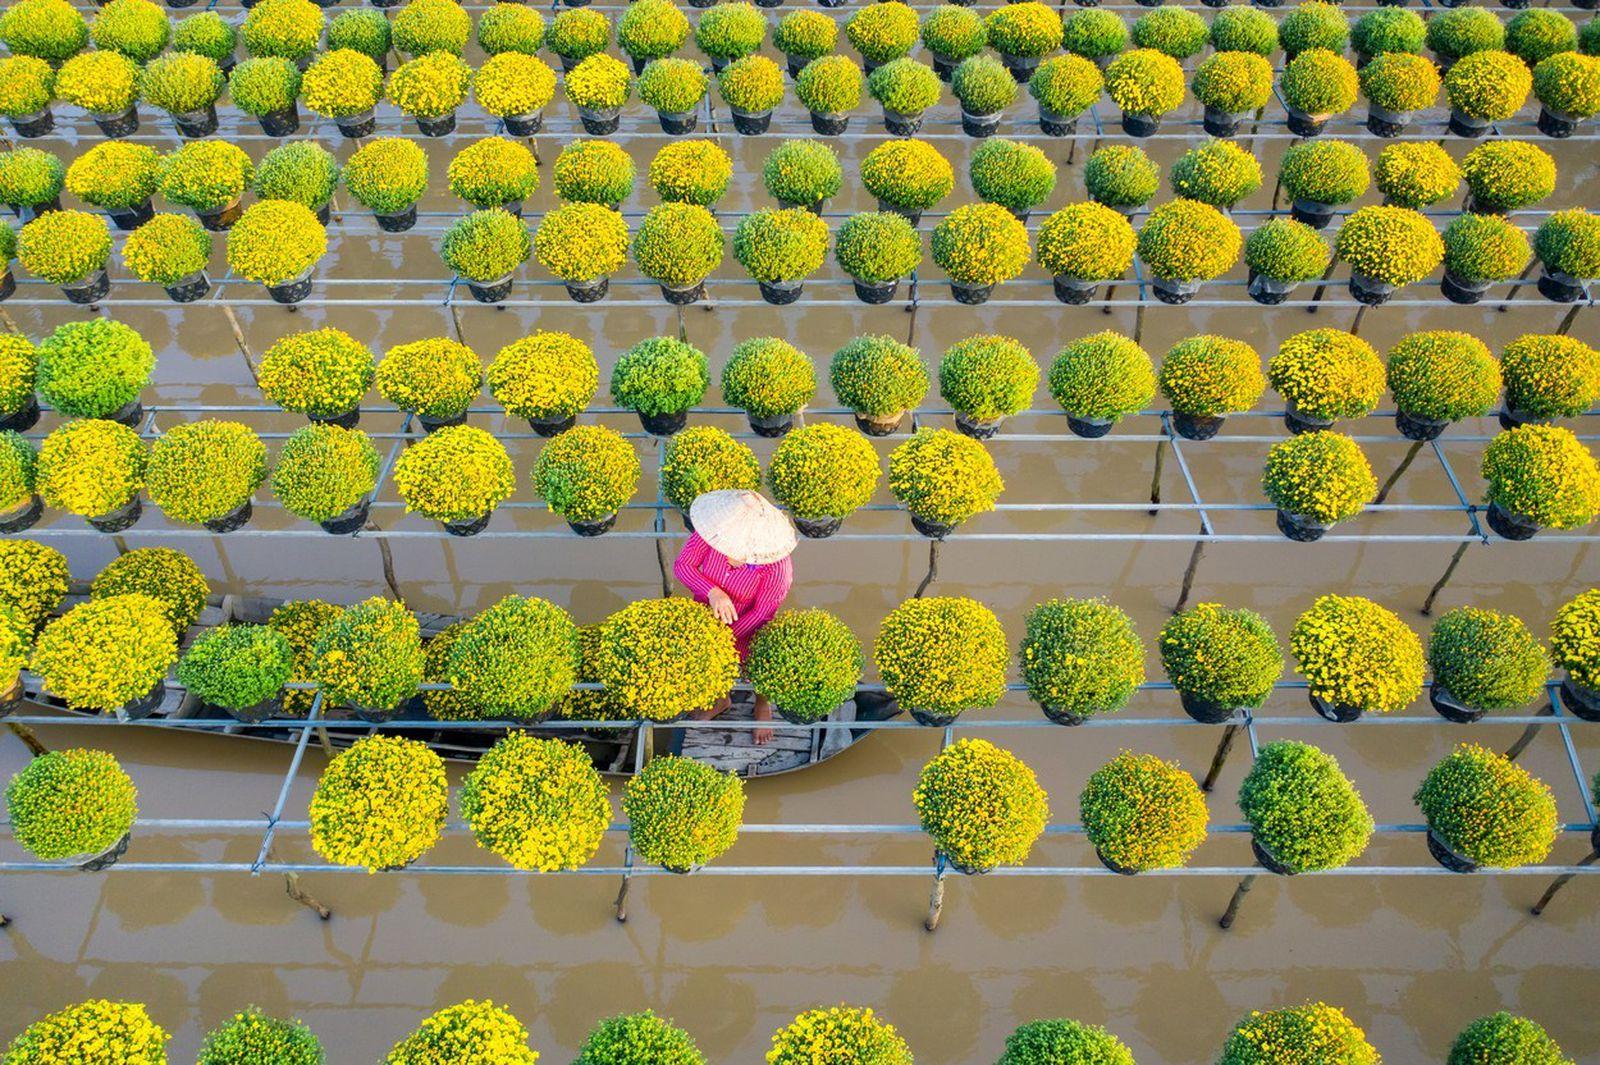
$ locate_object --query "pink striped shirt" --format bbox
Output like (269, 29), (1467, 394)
(673, 532), (793, 658)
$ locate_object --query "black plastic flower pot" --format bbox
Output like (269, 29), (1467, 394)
(638, 409), (688, 437)
(1289, 198), (1336, 230)
(877, 199), (921, 225)
(1283, 404), (1333, 435)
(107, 198), (155, 231)
(529, 413), (577, 436)
(1202, 106), (1246, 136)
(1001, 53), (1041, 82)
(102, 399), (143, 429)
(444, 511), (492, 537)
(1561, 678), (1600, 722)
(554, 275), (608, 304)
(320, 497), (371, 535)
(1347, 273), (1395, 307)
(1284, 106), (1327, 137)
(375, 205), (419, 233)
(77, 831), (133, 872)
(0, 395), (41, 434)
(747, 411), (793, 438)
(1538, 108), (1583, 139)
(503, 111), (543, 136)
(415, 112), (457, 137)
(659, 280), (706, 305)
(658, 110), (698, 135)
(119, 679), (167, 721)
(1096, 849), (1140, 876)
(954, 412), (1004, 439)
(336, 110), (377, 138)
(949, 281), (994, 305)
(1051, 276), (1097, 304)
(258, 106), (299, 136)
(568, 511), (618, 537)
(466, 274), (515, 304)
(1151, 278), (1201, 305)
(853, 278), (899, 304)
(1042, 704), (1088, 726)
(909, 513), (957, 540)
(266, 269), (315, 305)
(11, 196), (57, 221)
(196, 198), (244, 232)
(93, 107), (140, 138)
(794, 514), (843, 538)
(9, 108), (54, 138)
(1364, 104), (1411, 138)
(855, 412), (903, 436)
(0, 494), (42, 533)
(1066, 415), (1114, 439)
(960, 109), (1002, 137)
(579, 106), (621, 135)
(202, 499), (253, 533)
(779, 198), (825, 215)
(1448, 108), (1492, 138)
(1536, 268), (1587, 303)
(909, 706), (960, 727)
(173, 103), (219, 138)
(1393, 408), (1447, 442)
(351, 702), (403, 724)
(1037, 109), (1076, 137)
(817, 0), (846, 7)
(313, 201), (333, 226)
(1440, 271), (1490, 305)
(558, 53), (581, 73)
(883, 108), (922, 136)
(809, 110), (849, 136)
(1179, 691), (1240, 724)
(731, 107), (771, 134)
(1276, 509), (1329, 542)
(755, 0), (781, 8)
(222, 695), (283, 724)
(931, 53), (958, 81)
(1309, 692), (1363, 722)
(1426, 830), (1480, 873)
(1429, 682), (1485, 724)
(62, 269), (111, 305)
(418, 410), (468, 433)
(940, 852), (992, 876)
(1486, 501), (1539, 541)
(1173, 413), (1226, 441)
(1250, 837), (1297, 876)
(309, 406), (361, 430)
(1574, 0), (1598, 9)
(1120, 111), (1160, 137)
(164, 270), (211, 304)
(758, 279), (804, 305)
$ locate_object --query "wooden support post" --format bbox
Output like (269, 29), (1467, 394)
(655, 537), (672, 599)
(1531, 848), (1599, 916)
(366, 527), (404, 605)
(614, 869), (633, 923)
(1349, 303), (1369, 337)
(284, 871), (332, 920)
(1268, 171), (1283, 213)
(905, 288), (920, 347)
(1133, 301), (1145, 345)
(1148, 438), (1166, 514)
(0, 911), (9, 927)
(5, 721), (47, 757)
(676, 304), (687, 343)
(1503, 700), (1554, 762)
(1201, 724), (1241, 793)
(1372, 440), (1425, 506)
(221, 305), (258, 383)
(1100, 283), (1115, 312)
(1065, 134), (1078, 167)
(1556, 303), (1583, 337)
(1497, 259), (1536, 311)
(1173, 534), (1207, 615)
(1218, 873), (1258, 930)
(1421, 541), (1470, 616)
(449, 302), (466, 345)
(913, 540), (940, 598)
(1306, 261), (1338, 313)
(924, 866), (947, 932)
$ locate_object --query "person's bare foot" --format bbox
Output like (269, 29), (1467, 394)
(753, 697), (774, 745)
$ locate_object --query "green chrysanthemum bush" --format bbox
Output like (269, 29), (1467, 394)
(329, 7), (392, 60)
(632, 202), (723, 290)
(1443, 212), (1531, 287)
(1157, 334), (1265, 418)
(1448, 1013), (1572, 1065)
(623, 754), (743, 871)
(146, 419), (267, 526)
(920, 4), (984, 64)
(987, 1), (1063, 59)
(0, 146), (60, 209)
(1103, 47), (1185, 117)
(931, 202), (1031, 290)
(241, 0), (321, 60)
(1210, 5), (1274, 55)
(555, 625), (633, 725)
(866, 57), (941, 118)
(1535, 209), (1600, 284)
(549, 6), (610, 63)
(1481, 424), (1600, 531)
(198, 1009), (322, 1065)
(1132, 5), (1206, 60)
(64, 141), (158, 214)
(875, 596), (1008, 721)
(696, 1), (765, 62)
(1500, 333), (1600, 419)
(0, 0), (86, 63)
(1169, 139), (1262, 209)
(1063, 7), (1127, 60)
(177, 624), (294, 713)
(1280, 138), (1370, 207)
(269, 600), (341, 714)
(660, 426), (759, 513)
(1161, 603), (1283, 716)
(998, 1020), (1134, 1065)
(173, 10), (235, 64)
(476, 2), (543, 56)
(32, 594), (176, 711)
(1136, 198), (1241, 284)
(717, 54), (785, 116)
(771, 138), (846, 206)
(611, 335), (710, 418)
(721, 336), (816, 420)
(1385, 331), (1502, 424)
(18, 209), (110, 286)
(1506, 9), (1576, 67)
(225, 200), (326, 286)
(253, 141), (340, 212)
(0, 539), (66, 633)
(487, 330), (598, 424)
(616, 0), (686, 61)
(1027, 54), (1103, 121)
(36, 418), (146, 520)
(1280, 47), (1359, 118)
(1081, 751), (1207, 872)
(36, 318), (153, 419)
(1291, 593), (1425, 715)
(386, 1001), (538, 1064)
(915, 738), (1048, 871)
(1533, 52), (1600, 121)
(1429, 607), (1549, 714)
(1446, 49), (1533, 121)
(91, 0), (170, 63)
(312, 597), (425, 713)
(1552, 588), (1600, 693)
(638, 56), (707, 115)
(1047, 330), (1156, 423)
(733, 207), (831, 285)
(969, 138), (1056, 215)
(1239, 741), (1373, 872)
(1361, 51), (1441, 117)
(1034, 202), (1135, 283)
(1353, 7), (1426, 59)
(1585, 18), (1600, 56)
(447, 595), (580, 721)
(6, 749), (136, 860)
(746, 609), (864, 725)
(766, 422), (882, 522)
(439, 208), (531, 283)
(389, 51), (472, 120)
(89, 547), (208, 638)
(1268, 327), (1385, 423)
(796, 54), (864, 119)
(300, 49), (385, 119)
(1019, 597), (1144, 721)
(1417, 742), (1558, 868)
(860, 138), (951, 213)
(227, 58), (301, 119)
(55, 50), (139, 117)
(258, 328), (374, 419)
(939, 334), (1039, 423)
(845, 0), (918, 65)
(830, 334), (930, 422)
(344, 139), (428, 216)
(394, 424), (515, 524)
(0, 431), (35, 514)
(460, 733), (611, 870)
(139, 51), (224, 117)
(1429, 6), (1505, 63)
(1084, 144), (1160, 209)
(887, 427), (1004, 529)
(1219, 1004), (1380, 1065)
(391, 0), (469, 56)
(0, 55), (53, 121)
(649, 140), (732, 207)
(0, 332), (32, 422)
(767, 1007), (911, 1065)
(1192, 50), (1274, 115)
(776, 8), (838, 65)
(952, 53), (1019, 116)
(531, 424), (641, 525)
(310, 733), (445, 871)
(475, 53), (557, 119)
(1336, 204), (1444, 288)
(577, 1011), (705, 1065)
(375, 337), (483, 421)
(599, 598), (738, 722)
(418, 622), (471, 721)
(1279, 0), (1348, 58)
(834, 211), (923, 286)
(447, 137), (539, 211)
(1262, 430), (1376, 526)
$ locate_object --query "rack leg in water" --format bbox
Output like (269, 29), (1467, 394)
(1531, 849), (1599, 916)
(1503, 701), (1554, 762)
(614, 851), (635, 924)
(1218, 873), (1258, 931)
(1497, 259), (1536, 311)
(1556, 303), (1583, 336)
(924, 864), (948, 932)
(1148, 438), (1167, 514)
(1373, 440), (1425, 506)
(284, 871), (332, 920)
(1173, 533), (1208, 615)
(1305, 261), (1338, 314)
(5, 722), (47, 757)
(1421, 541), (1471, 616)
(913, 541), (941, 598)
(1201, 724), (1241, 793)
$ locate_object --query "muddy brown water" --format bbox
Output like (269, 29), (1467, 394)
(3, 16), (1600, 1060)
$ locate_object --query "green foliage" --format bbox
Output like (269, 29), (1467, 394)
(1047, 330), (1155, 420)
(1335, 204), (1444, 286)
(439, 208), (530, 283)
(548, 7), (610, 60)
(932, 202), (1031, 286)
(1063, 7), (1127, 59)
(888, 426), (1003, 526)
(312, 597), (425, 712)
(1385, 331), (1502, 422)
(1020, 597), (1144, 717)
(0, 0), (86, 62)
(178, 624), (293, 711)
(876, 596), (1009, 717)
(241, 0), (322, 61)
(1136, 198), (1241, 282)
(1081, 752), (1207, 871)
(35, 317), (153, 419)
(1446, 49), (1532, 120)
(139, 51), (223, 114)
(386, 1002), (537, 1065)
(1084, 144), (1159, 208)
(721, 336), (816, 419)
(1161, 603), (1283, 709)
(17, 208), (109, 285)
(32, 594), (176, 711)
(173, 10), (235, 62)
(1416, 742), (1557, 867)
(254, 141), (339, 209)
(1034, 201), (1135, 281)
(1262, 430), (1376, 524)
(300, 48), (384, 118)
(1430, 607), (1549, 712)
(476, 2), (542, 56)
(649, 140), (731, 206)
(1534, 52), (1600, 118)
(776, 9), (838, 60)
(487, 330), (598, 421)
(747, 609), (863, 723)
(1131, 5), (1206, 60)
(639, 56), (708, 114)
(1279, 138), (1370, 205)
(1500, 332), (1600, 418)
(554, 139), (635, 205)
(1480, 424), (1600, 529)
(1279, 0), (1348, 57)
(969, 138), (1056, 212)
(1353, 7), (1425, 58)
(987, 1), (1063, 59)
(1280, 47), (1359, 114)
(623, 754), (744, 868)
(1244, 218), (1331, 284)
(0, 334), (33, 417)
(1428, 6), (1505, 61)
(1027, 54), (1103, 117)
(1219, 1004), (1380, 1065)
(597, 600), (737, 722)
(796, 54), (863, 114)
(1158, 334), (1265, 417)
(228, 57), (301, 117)
(198, 1009), (323, 1065)
(859, 138), (951, 210)
(1506, 8), (1576, 66)
(1192, 49), (1274, 113)
(610, 335), (709, 416)
(1462, 140), (1556, 211)
(1104, 47), (1186, 115)
(1448, 1013), (1572, 1065)
(1211, 5), (1276, 56)
(269, 423), (380, 523)
(631, 202), (723, 287)
(695, 1), (765, 60)
(766, 422), (882, 520)
(159, 139), (254, 211)
(393, 424), (515, 523)
(1169, 139), (1261, 208)
(226, 200), (325, 286)
(147, 419), (266, 525)
(530, 424), (640, 522)
(767, 139), (846, 206)
(719, 54), (785, 113)
(952, 53), (1019, 114)
(914, 737), (1048, 869)
(867, 57), (941, 115)
(448, 136), (538, 209)
(447, 596), (579, 720)
(375, 337), (483, 419)
(329, 7), (392, 59)
(939, 334), (1038, 421)
(576, 1011), (706, 1065)
(0, 431), (35, 514)
(310, 733), (445, 869)
(89, 547), (208, 637)
(6, 748), (137, 859)
(998, 1020), (1135, 1065)
(90, 0), (170, 63)
(0, 146), (60, 207)
(391, 0), (469, 55)
(1238, 740), (1373, 872)
(846, 0), (919, 63)
(1373, 141), (1460, 209)
(829, 333), (928, 416)
(659, 425), (760, 511)
(920, 4), (984, 61)
(1536, 209), (1600, 281)
(1443, 213), (1529, 285)
(616, 0), (687, 59)
(733, 207), (830, 283)
(1360, 51), (1440, 113)
(834, 211), (922, 283)
(258, 327), (374, 418)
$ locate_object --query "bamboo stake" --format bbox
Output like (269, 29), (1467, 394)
(1306, 260), (1338, 313)
(5, 721), (47, 757)
(1218, 873), (1258, 930)
(913, 541), (941, 598)
(1148, 438), (1167, 514)
(220, 305), (258, 383)
(1373, 440), (1425, 506)
(1201, 723), (1241, 793)
(924, 865), (947, 932)
(1173, 534), (1207, 615)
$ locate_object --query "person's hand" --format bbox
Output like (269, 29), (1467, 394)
(707, 587), (738, 624)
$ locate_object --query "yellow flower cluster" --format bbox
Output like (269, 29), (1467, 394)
(597, 599), (738, 721)
(1500, 333), (1600, 420)
(1267, 328), (1386, 421)
(766, 422), (881, 520)
(1414, 742), (1558, 867)
(487, 330), (598, 421)
(1157, 335), (1265, 416)
(0, 538), (68, 630)
(385, 1000), (539, 1065)
(309, 734), (448, 871)
(0, 605), (26, 690)
(1334, 204), (1445, 287)
(376, 337), (484, 420)
(301, 48), (384, 117)
(1218, 1003), (1379, 1065)
(888, 427), (1004, 526)
(1290, 594), (1425, 713)
(914, 737), (1049, 871)
(0, 999), (169, 1064)
(1079, 751), (1208, 871)
(90, 546), (210, 637)
(0, 332), (36, 414)
(660, 425), (761, 513)
(554, 624), (633, 723)
(648, 139), (733, 207)
(259, 328), (375, 418)
(875, 595), (1008, 717)
(930, 202), (1031, 287)
(565, 52), (632, 110)
(146, 419), (267, 526)
(447, 135), (539, 209)
(393, 424), (516, 523)
(459, 733), (610, 871)
(1481, 424), (1600, 530)
(623, 753), (744, 870)
(766, 1007), (913, 1065)
(1104, 48), (1186, 115)
(1135, 197), (1241, 282)
(1019, 597), (1145, 717)
(532, 202), (629, 282)
(1261, 430), (1376, 525)
(31, 593), (177, 711)
(5, 747), (137, 859)
(474, 51), (556, 117)
(388, 51), (472, 118)
(225, 200), (326, 286)
(1551, 588), (1600, 691)
(530, 423), (640, 523)
(313, 596), (425, 711)
(268, 599), (341, 713)
(446, 594), (579, 718)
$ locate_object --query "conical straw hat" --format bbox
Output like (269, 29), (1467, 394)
(689, 489), (798, 565)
